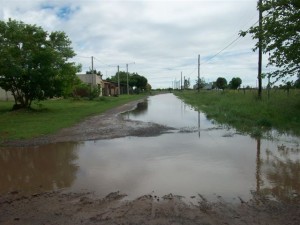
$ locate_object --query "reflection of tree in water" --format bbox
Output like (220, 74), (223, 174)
(0, 142), (79, 194)
(255, 139), (300, 203)
(129, 100), (148, 116)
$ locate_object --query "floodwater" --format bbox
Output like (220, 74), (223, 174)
(1, 93), (299, 203)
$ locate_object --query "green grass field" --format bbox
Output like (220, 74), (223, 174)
(175, 89), (300, 137)
(0, 95), (146, 144)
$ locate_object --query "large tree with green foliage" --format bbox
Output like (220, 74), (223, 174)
(240, 0), (300, 82)
(0, 19), (80, 109)
(130, 73), (148, 90)
(229, 77), (242, 89)
(107, 72), (148, 92)
(216, 77), (227, 90)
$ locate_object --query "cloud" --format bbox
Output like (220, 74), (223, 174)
(1, 0), (271, 88)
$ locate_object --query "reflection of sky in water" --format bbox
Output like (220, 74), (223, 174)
(125, 93), (215, 130)
(1, 93), (299, 203)
(72, 130), (299, 203)
(72, 133), (257, 202)
(70, 94), (300, 202)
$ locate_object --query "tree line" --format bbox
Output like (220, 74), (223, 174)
(195, 77), (242, 90)
(196, 75), (300, 91)
(106, 71), (150, 93)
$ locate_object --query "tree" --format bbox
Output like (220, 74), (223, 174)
(86, 69), (103, 77)
(0, 19), (80, 109)
(294, 74), (300, 88)
(240, 0), (300, 82)
(130, 73), (148, 90)
(195, 77), (205, 90)
(146, 83), (152, 92)
(229, 77), (242, 89)
(184, 78), (190, 89)
(216, 77), (227, 90)
(107, 71), (127, 85)
(107, 72), (148, 93)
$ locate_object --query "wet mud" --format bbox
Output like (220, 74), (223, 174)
(3, 99), (173, 147)
(1, 190), (299, 225)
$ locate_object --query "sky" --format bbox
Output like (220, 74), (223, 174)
(1, 0), (273, 89)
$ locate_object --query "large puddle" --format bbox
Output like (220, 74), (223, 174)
(1, 93), (299, 203)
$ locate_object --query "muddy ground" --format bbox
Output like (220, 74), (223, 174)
(1, 99), (300, 224)
(3, 99), (172, 147)
(1, 190), (299, 225)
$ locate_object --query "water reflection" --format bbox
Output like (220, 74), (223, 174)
(0, 142), (79, 194)
(198, 111), (201, 138)
(128, 100), (148, 116)
(125, 93), (214, 130)
(255, 140), (300, 203)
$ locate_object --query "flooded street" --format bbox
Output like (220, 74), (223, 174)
(1, 93), (299, 204)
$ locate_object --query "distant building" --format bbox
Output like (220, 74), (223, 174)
(77, 73), (122, 96)
(102, 80), (118, 96)
(193, 82), (214, 90)
(203, 82), (213, 90)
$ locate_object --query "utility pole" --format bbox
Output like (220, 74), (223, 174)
(181, 72), (182, 91)
(90, 56), (94, 88)
(117, 65), (120, 95)
(126, 64), (129, 95)
(126, 62), (135, 95)
(198, 54), (200, 92)
(258, 0), (263, 99)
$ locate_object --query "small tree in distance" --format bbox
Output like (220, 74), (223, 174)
(229, 77), (242, 89)
(216, 77), (227, 90)
(195, 77), (205, 90)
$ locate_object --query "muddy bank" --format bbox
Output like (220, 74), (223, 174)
(3, 99), (173, 147)
(1, 190), (299, 225)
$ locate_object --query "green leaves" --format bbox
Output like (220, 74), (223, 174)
(241, 0), (300, 82)
(109, 72), (148, 91)
(216, 77), (227, 90)
(0, 19), (78, 108)
(229, 77), (242, 90)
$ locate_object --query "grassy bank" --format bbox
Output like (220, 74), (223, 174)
(175, 89), (300, 137)
(0, 95), (147, 143)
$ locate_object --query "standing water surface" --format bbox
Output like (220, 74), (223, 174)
(0, 93), (299, 203)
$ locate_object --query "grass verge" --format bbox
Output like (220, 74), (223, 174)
(0, 94), (147, 143)
(175, 89), (300, 137)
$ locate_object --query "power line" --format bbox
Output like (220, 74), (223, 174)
(201, 19), (259, 66)
(93, 56), (116, 68)
(74, 18), (260, 85)
(74, 55), (90, 59)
